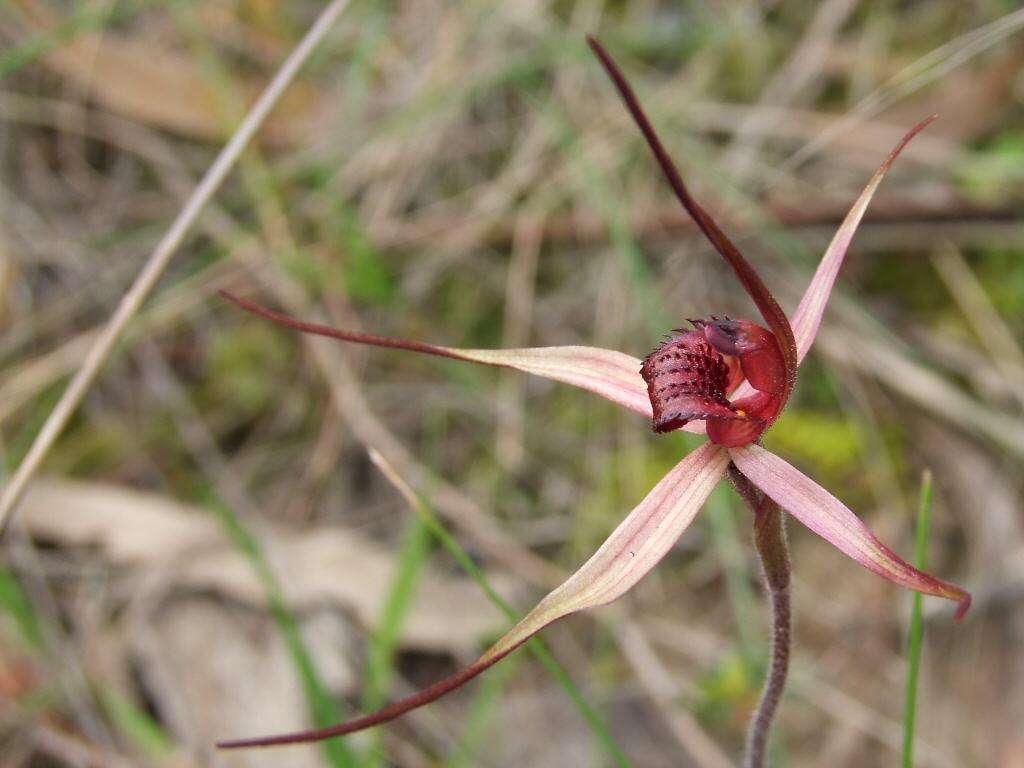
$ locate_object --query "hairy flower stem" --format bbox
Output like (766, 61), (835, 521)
(728, 464), (792, 768)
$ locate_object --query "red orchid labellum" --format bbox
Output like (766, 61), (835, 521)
(217, 37), (970, 750)
(641, 316), (787, 446)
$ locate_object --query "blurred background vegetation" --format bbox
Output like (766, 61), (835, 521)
(1, 1), (1023, 766)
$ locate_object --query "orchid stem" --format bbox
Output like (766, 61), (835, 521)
(748, 510), (790, 768)
(728, 464), (792, 768)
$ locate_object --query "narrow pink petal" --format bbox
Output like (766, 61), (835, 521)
(219, 442), (729, 748)
(729, 444), (970, 618)
(508, 441), (727, 617)
(460, 346), (652, 418)
(790, 117), (935, 362)
(221, 290), (653, 418)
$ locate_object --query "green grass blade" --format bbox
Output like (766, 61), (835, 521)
(370, 450), (631, 768)
(0, 566), (43, 648)
(97, 687), (175, 759)
(362, 514), (433, 768)
(208, 496), (358, 768)
(445, 652), (520, 768)
(0, 0), (159, 80)
(2, 557), (176, 757)
(705, 484), (761, 663)
(902, 469), (933, 768)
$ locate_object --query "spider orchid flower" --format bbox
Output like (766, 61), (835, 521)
(217, 38), (969, 750)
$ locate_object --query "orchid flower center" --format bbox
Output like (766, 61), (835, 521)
(640, 317), (786, 447)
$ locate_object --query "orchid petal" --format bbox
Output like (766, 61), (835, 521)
(464, 346), (651, 417)
(219, 442), (729, 748)
(790, 117), (935, 362)
(221, 290), (653, 418)
(729, 444), (970, 618)
(726, 118), (937, 407)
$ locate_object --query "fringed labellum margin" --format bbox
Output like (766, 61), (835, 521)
(641, 317), (786, 446)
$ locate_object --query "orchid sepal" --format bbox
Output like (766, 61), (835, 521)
(790, 116), (937, 363)
(728, 444), (970, 618)
(217, 442), (729, 748)
(727, 116), (936, 407)
(219, 290), (655, 419)
(586, 36), (798, 407)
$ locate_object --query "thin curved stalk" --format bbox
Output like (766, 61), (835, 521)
(745, 554), (790, 768)
(728, 465), (791, 768)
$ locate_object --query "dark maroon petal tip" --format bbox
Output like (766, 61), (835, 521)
(218, 290), (466, 361)
(218, 643), (520, 748)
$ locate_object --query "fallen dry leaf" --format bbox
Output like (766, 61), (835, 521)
(133, 597), (346, 768)
(19, 478), (515, 654)
(12, 0), (325, 144)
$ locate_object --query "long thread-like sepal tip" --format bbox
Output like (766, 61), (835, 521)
(584, 34), (798, 403)
(215, 650), (515, 748)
